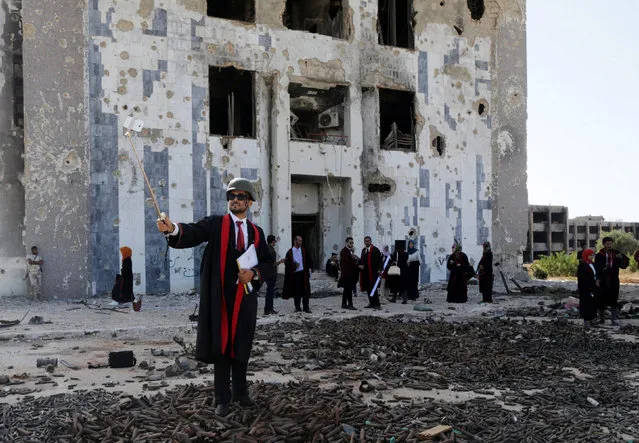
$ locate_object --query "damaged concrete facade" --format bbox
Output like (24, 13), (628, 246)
(0, 0), (527, 297)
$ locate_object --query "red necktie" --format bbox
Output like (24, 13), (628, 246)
(236, 221), (245, 252)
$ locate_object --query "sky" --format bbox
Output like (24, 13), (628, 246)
(526, 1), (639, 222)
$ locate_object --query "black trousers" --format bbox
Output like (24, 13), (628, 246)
(341, 278), (355, 308)
(214, 356), (248, 405)
(292, 272), (309, 310)
(368, 285), (381, 307)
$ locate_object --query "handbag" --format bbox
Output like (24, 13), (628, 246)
(387, 264), (401, 276)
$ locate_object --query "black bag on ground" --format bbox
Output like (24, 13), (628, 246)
(108, 350), (136, 368)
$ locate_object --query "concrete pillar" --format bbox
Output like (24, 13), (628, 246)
(491, 8), (528, 273)
(22, 0), (90, 298)
(0, 1), (25, 297)
(270, 75), (291, 268)
(346, 84), (364, 246)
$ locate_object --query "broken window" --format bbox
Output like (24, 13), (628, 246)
(283, 0), (346, 39)
(467, 0), (485, 21)
(550, 212), (565, 224)
(378, 0), (414, 49)
(289, 82), (348, 145)
(209, 66), (255, 138)
(207, 0), (255, 23)
(379, 88), (415, 151)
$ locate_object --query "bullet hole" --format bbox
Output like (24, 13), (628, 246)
(368, 183), (392, 193)
(432, 136), (445, 156)
(440, 1), (445, 5)
(476, 99), (489, 116)
(134, 106), (141, 112)
(453, 25), (463, 35)
(122, 105), (128, 110)
(467, 0), (485, 21)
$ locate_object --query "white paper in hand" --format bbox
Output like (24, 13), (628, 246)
(237, 245), (259, 292)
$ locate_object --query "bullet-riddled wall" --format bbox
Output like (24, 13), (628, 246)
(2, 0), (527, 297)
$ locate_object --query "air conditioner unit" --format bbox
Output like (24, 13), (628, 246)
(318, 109), (339, 129)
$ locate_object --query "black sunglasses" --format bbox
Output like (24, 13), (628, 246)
(227, 192), (249, 202)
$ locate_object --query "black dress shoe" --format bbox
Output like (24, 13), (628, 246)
(303, 309), (312, 314)
(269, 310), (278, 315)
(234, 395), (256, 407)
(295, 308), (302, 312)
(347, 306), (357, 310)
(364, 305), (373, 309)
(215, 404), (230, 416)
(341, 305), (348, 309)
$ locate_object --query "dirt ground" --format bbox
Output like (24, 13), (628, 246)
(1, 279), (638, 408)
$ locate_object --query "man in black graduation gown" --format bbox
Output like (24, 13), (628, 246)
(359, 236), (383, 309)
(157, 178), (273, 416)
(594, 236), (627, 326)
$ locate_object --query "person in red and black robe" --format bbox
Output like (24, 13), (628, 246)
(157, 178), (273, 416)
(282, 235), (313, 313)
(594, 236), (628, 326)
(360, 236), (384, 309)
(447, 242), (470, 303)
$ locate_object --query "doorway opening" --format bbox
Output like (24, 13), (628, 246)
(291, 214), (320, 271)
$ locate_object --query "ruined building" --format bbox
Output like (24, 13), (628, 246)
(0, 0), (527, 297)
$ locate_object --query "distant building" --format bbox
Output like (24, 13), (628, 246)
(568, 216), (639, 251)
(526, 206), (639, 262)
(525, 205), (569, 262)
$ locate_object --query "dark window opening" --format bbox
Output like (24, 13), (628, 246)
(550, 212), (565, 224)
(467, 0), (485, 21)
(589, 239), (596, 248)
(577, 225), (586, 234)
(432, 136), (445, 156)
(601, 226), (610, 232)
(532, 231), (547, 243)
(13, 54), (23, 128)
(379, 88), (415, 151)
(368, 183), (391, 193)
(569, 226), (574, 234)
(532, 212), (548, 223)
(589, 226), (598, 234)
(289, 82), (348, 145)
(209, 66), (255, 138)
(283, 0), (345, 38)
(207, 0), (255, 22)
(551, 232), (564, 243)
(378, 0), (414, 49)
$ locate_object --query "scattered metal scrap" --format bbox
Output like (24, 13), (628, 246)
(1, 316), (638, 442)
(0, 310), (30, 328)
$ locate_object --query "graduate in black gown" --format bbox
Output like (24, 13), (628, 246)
(447, 242), (470, 303)
(577, 248), (599, 329)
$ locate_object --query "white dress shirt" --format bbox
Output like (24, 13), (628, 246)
(292, 246), (304, 272)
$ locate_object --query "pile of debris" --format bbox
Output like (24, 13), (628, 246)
(1, 317), (638, 442)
